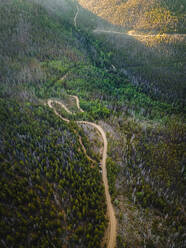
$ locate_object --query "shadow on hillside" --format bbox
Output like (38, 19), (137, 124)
(77, 3), (186, 104)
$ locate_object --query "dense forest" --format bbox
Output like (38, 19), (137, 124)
(0, 0), (185, 247)
(0, 99), (106, 247)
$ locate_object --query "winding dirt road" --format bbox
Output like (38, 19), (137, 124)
(74, 5), (79, 29)
(93, 29), (186, 39)
(47, 98), (117, 248)
(93, 29), (127, 36)
(70, 95), (84, 113)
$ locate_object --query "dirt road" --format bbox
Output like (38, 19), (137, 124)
(70, 95), (84, 113)
(74, 5), (79, 29)
(79, 121), (117, 248)
(94, 29), (186, 39)
(94, 29), (162, 38)
(47, 98), (117, 248)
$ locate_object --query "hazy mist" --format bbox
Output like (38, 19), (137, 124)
(32, 0), (75, 12)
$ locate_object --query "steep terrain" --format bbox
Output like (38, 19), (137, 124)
(78, 0), (186, 33)
(0, 0), (185, 248)
(0, 99), (106, 247)
(48, 97), (117, 248)
(78, 0), (186, 105)
(0, 1), (108, 247)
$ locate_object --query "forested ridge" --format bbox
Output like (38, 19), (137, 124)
(0, 0), (185, 247)
(78, 0), (186, 33)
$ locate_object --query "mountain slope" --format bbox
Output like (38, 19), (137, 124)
(78, 0), (186, 33)
(78, 0), (186, 105)
(0, 0), (85, 89)
(0, 98), (106, 247)
(0, 0), (185, 248)
(0, 0), (114, 99)
(0, 1), (108, 247)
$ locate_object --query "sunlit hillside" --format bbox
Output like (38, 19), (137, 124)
(78, 0), (186, 33)
(78, 0), (186, 105)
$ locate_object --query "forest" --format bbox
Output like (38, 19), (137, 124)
(0, 98), (106, 247)
(0, 0), (185, 247)
(78, 0), (186, 33)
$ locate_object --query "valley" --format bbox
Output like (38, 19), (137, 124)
(0, 0), (185, 248)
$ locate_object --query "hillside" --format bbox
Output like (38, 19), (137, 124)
(0, 99), (106, 247)
(0, 1), (108, 247)
(0, 0), (85, 94)
(78, 0), (186, 33)
(0, 0), (185, 248)
(78, 0), (186, 105)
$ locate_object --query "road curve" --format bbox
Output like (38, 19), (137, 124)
(78, 121), (117, 248)
(47, 98), (117, 248)
(48, 100), (70, 122)
(74, 5), (79, 29)
(70, 95), (84, 113)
